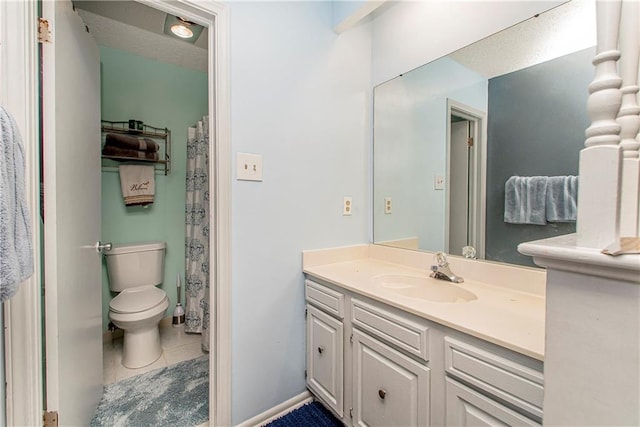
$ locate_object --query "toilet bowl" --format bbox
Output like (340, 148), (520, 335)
(109, 286), (169, 368)
(105, 241), (168, 369)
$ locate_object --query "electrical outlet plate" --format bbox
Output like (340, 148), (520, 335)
(384, 197), (392, 214)
(237, 153), (262, 181)
(343, 196), (353, 216)
(434, 175), (445, 190)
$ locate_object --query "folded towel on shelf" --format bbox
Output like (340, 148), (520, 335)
(504, 176), (548, 225)
(0, 106), (34, 301)
(103, 145), (159, 161)
(105, 133), (159, 152)
(546, 175), (578, 222)
(118, 165), (155, 206)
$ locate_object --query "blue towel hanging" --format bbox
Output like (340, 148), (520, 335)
(504, 176), (548, 225)
(546, 175), (578, 222)
(0, 106), (34, 301)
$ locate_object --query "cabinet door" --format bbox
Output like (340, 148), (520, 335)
(446, 378), (540, 427)
(352, 330), (430, 427)
(307, 305), (344, 417)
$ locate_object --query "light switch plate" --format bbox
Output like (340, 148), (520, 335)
(237, 153), (262, 181)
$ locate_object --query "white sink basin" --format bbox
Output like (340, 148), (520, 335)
(373, 274), (478, 303)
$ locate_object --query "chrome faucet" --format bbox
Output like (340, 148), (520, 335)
(430, 252), (464, 283)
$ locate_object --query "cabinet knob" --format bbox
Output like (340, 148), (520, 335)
(378, 389), (387, 399)
(317, 346), (324, 355)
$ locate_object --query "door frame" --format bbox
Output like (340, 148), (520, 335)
(445, 99), (487, 259)
(0, 0), (232, 425)
(0, 1), (42, 426)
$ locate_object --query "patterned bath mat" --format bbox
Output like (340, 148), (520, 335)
(91, 355), (208, 427)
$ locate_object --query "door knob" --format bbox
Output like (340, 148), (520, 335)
(95, 241), (112, 254)
(378, 389), (387, 399)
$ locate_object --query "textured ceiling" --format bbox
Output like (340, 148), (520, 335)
(449, 0), (596, 79)
(74, 1), (208, 73)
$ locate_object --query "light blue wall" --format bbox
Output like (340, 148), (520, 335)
(100, 47), (208, 331)
(332, 0), (368, 28)
(229, 2), (371, 423)
(374, 57), (487, 250)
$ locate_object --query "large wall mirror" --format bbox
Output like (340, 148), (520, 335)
(373, 0), (596, 267)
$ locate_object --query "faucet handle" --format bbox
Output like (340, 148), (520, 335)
(462, 246), (477, 259)
(434, 251), (449, 267)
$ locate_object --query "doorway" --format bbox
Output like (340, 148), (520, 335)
(0, 0), (231, 425)
(446, 99), (486, 259)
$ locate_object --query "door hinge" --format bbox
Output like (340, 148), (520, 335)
(38, 18), (52, 44)
(467, 137), (474, 147)
(305, 308), (307, 318)
(350, 334), (354, 344)
(304, 369), (307, 379)
(349, 408), (353, 419)
(43, 411), (58, 427)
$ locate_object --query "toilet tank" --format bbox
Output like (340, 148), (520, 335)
(105, 241), (166, 292)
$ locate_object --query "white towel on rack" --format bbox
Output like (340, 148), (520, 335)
(118, 165), (155, 206)
(0, 106), (34, 301)
(504, 176), (548, 225)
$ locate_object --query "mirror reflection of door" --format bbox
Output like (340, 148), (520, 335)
(449, 116), (473, 256)
(446, 100), (486, 259)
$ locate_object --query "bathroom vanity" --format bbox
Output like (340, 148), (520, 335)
(303, 244), (545, 427)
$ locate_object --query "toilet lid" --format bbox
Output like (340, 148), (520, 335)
(110, 287), (167, 314)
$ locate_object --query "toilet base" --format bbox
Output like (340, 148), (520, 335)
(109, 293), (169, 369)
(122, 326), (163, 369)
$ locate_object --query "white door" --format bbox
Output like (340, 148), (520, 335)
(42, 0), (103, 424)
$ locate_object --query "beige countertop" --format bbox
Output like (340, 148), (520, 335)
(303, 245), (545, 361)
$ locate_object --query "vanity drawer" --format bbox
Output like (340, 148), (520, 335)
(305, 279), (345, 319)
(444, 337), (544, 420)
(351, 298), (429, 362)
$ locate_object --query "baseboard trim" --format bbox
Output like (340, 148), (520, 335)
(236, 391), (313, 427)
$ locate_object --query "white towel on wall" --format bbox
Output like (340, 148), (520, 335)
(0, 106), (34, 301)
(504, 176), (548, 225)
(118, 165), (155, 206)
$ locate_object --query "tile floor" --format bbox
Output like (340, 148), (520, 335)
(103, 323), (207, 384)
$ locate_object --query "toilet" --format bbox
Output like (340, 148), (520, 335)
(105, 241), (169, 369)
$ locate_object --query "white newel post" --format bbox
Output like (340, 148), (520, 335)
(577, 0), (623, 248)
(617, 0), (640, 237)
(519, 1), (640, 425)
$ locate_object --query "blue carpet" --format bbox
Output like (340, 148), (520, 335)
(91, 356), (208, 427)
(265, 401), (343, 427)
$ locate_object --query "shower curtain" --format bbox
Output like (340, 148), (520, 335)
(185, 116), (210, 352)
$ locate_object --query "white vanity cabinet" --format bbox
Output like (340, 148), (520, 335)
(304, 276), (543, 426)
(445, 379), (540, 426)
(443, 337), (543, 426)
(306, 279), (431, 426)
(352, 329), (430, 427)
(305, 280), (345, 417)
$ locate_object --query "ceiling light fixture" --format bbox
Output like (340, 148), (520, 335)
(170, 23), (193, 39)
(163, 15), (204, 43)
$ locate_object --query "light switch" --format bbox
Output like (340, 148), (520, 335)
(434, 175), (445, 190)
(237, 153), (262, 181)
